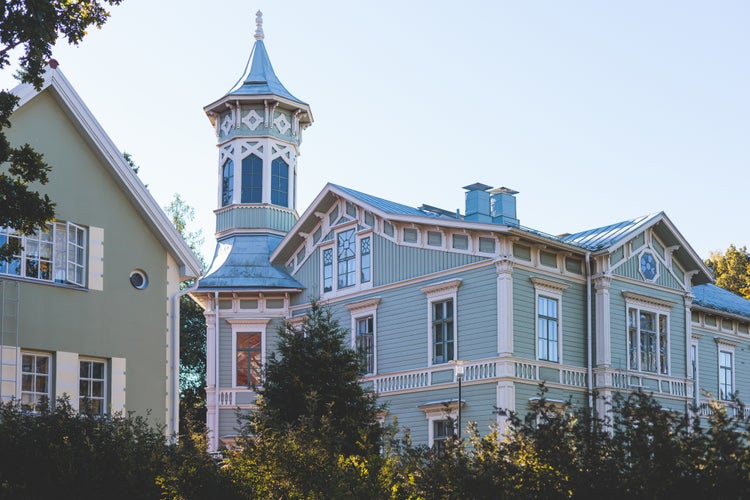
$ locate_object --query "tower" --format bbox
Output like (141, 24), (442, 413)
(194, 12), (312, 451)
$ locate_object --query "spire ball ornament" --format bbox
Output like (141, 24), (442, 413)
(254, 10), (264, 40)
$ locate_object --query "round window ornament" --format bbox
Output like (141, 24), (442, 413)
(639, 252), (658, 281)
(129, 270), (148, 290)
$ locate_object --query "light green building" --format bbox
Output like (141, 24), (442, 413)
(0, 63), (202, 436)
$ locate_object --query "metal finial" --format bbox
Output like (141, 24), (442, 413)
(254, 10), (264, 40)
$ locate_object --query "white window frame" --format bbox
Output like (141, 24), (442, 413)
(79, 357), (107, 416)
(419, 400), (459, 448)
(691, 337), (699, 402)
(346, 298), (380, 376)
(228, 319), (270, 388)
(421, 279), (461, 367)
(531, 277), (568, 364)
(319, 223), (374, 297)
(623, 292), (674, 375)
(20, 351), (52, 411)
(716, 339), (737, 401)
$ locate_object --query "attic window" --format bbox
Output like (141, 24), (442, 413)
(478, 237), (495, 254)
(346, 202), (357, 218)
(427, 231), (442, 247)
(329, 206), (339, 226)
(452, 234), (469, 250)
(383, 221), (394, 237)
(364, 211), (375, 228)
(403, 228), (418, 244)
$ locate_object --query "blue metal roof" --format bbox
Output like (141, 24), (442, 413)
(229, 40), (306, 105)
(559, 213), (662, 251)
(693, 284), (750, 319)
(331, 184), (454, 219)
(197, 234), (303, 290)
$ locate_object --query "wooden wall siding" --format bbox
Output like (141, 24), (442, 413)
(563, 282), (587, 367)
(291, 247), (321, 306)
(513, 268), (536, 359)
(455, 267), (498, 360)
(614, 254), (684, 290)
(219, 408), (243, 438)
(219, 319), (233, 388)
(215, 205), (297, 233)
(372, 235), (484, 287)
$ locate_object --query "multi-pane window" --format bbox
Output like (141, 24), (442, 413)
(0, 222), (86, 286)
(356, 316), (374, 375)
(221, 159), (234, 206)
(323, 248), (333, 293)
(628, 308), (668, 374)
(241, 154), (263, 203)
(79, 360), (106, 416)
(337, 229), (356, 289)
(537, 296), (559, 362)
(271, 157), (289, 207)
(360, 237), (371, 284)
(236, 332), (262, 387)
(21, 353), (50, 411)
(719, 350), (733, 401)
(433, 419), (454, 455)
(432, 299), (455, 364)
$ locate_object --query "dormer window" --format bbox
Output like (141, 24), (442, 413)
(241, 154), (263, 203)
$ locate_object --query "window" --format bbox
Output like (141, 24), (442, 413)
(271, 157), (289, 206)
(1, 222), (87, 286)
(691, 341), (699, 401)
(421, 279), (461, 366)
(346, 298), (380, 376)
(79, 359), (106, 416)
(236, 332), (262, 387)
(221, 159), (234, 206)
(719, 349), (734, 401)
(356, 316), (374, 375)
(337, 229), (356, 288)
(531, 277), (567, 363)
(432, 299), (455, 365)
(322, 225), (372, 295)
(432, 419), (454, 455)
(21, 353), (50, 411)
(537, 296), (559, 362)
(241, 154), (263, 203)
(628, 309), (668, 374)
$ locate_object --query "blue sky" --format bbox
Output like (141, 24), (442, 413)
(2, 1), (748, 262)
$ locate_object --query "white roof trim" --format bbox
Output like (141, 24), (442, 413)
(11, 67), (202, 279)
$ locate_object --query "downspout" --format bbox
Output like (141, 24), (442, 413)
(214, 291), (220, 452)
(585, 252), (593, 413)
(171, 281), (200, 442)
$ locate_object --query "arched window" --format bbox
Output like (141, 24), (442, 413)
(241, 154), (263, 203)
(221, 159), (234, 207)
(271, 157), (289, 207)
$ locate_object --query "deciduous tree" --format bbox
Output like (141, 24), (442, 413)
(706, 244), (750, 299)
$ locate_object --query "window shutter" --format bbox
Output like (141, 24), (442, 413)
(110, 357), (126, 413)
(88, 226), (104, 291)
(0, 346), (19, 401)
(55, 351), (79, 410)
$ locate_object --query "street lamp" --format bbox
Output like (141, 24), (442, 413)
(451, 360), (466, 439)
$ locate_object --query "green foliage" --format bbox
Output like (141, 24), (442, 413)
(224, 302), (386, 497)
(0, 397), (222, 499)
(164, 193), (207, 430)
(706, 244), (750, 299)
(0, 0), (123, 262)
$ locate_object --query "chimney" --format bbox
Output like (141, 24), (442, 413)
(490, 187), (519, 226)
(463, 183), (493, 222)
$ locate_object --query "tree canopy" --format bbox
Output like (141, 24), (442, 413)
(0, 0), (122, 260)
(706, 244), (750, 300)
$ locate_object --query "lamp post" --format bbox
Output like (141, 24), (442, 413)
(451, 360), (466, 439)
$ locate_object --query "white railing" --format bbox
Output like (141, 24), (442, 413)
(372, 370), (430, 393)
(515, 360), (587, 388)
(698, 401), (750, 419)
(464, 361), (497, 381)
(610, 370), (690, 398)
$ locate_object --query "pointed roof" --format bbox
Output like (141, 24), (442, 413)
(225, 11), (306, 105)
(559, 213), (662, 251)
(11, 65), (202, 280)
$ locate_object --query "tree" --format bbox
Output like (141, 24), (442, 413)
(164, 193), (207, 430)
(0, 0), (122, 261)
(706, 244), (750, 299)
(224, 302), (386, 498)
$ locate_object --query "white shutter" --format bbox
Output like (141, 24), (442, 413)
(110, 357), (126, 414)
(87, 226), (104, 291)
(55, 351), (79, 410)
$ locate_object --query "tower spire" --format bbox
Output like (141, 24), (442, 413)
(254, 10), (264, 41)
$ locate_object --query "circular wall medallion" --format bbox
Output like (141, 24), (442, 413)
(640, 253), (657, 281)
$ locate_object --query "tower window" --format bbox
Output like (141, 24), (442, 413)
(241, 154), (263, 203)
(271, 157), (289, 207)
(221, 159), (234, 207)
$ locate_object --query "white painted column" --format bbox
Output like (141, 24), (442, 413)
(495, 258), (514, 356)
(496, 381), (515, 431)
(204, 297), (218, 452)
(593, 275), (612, 368)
